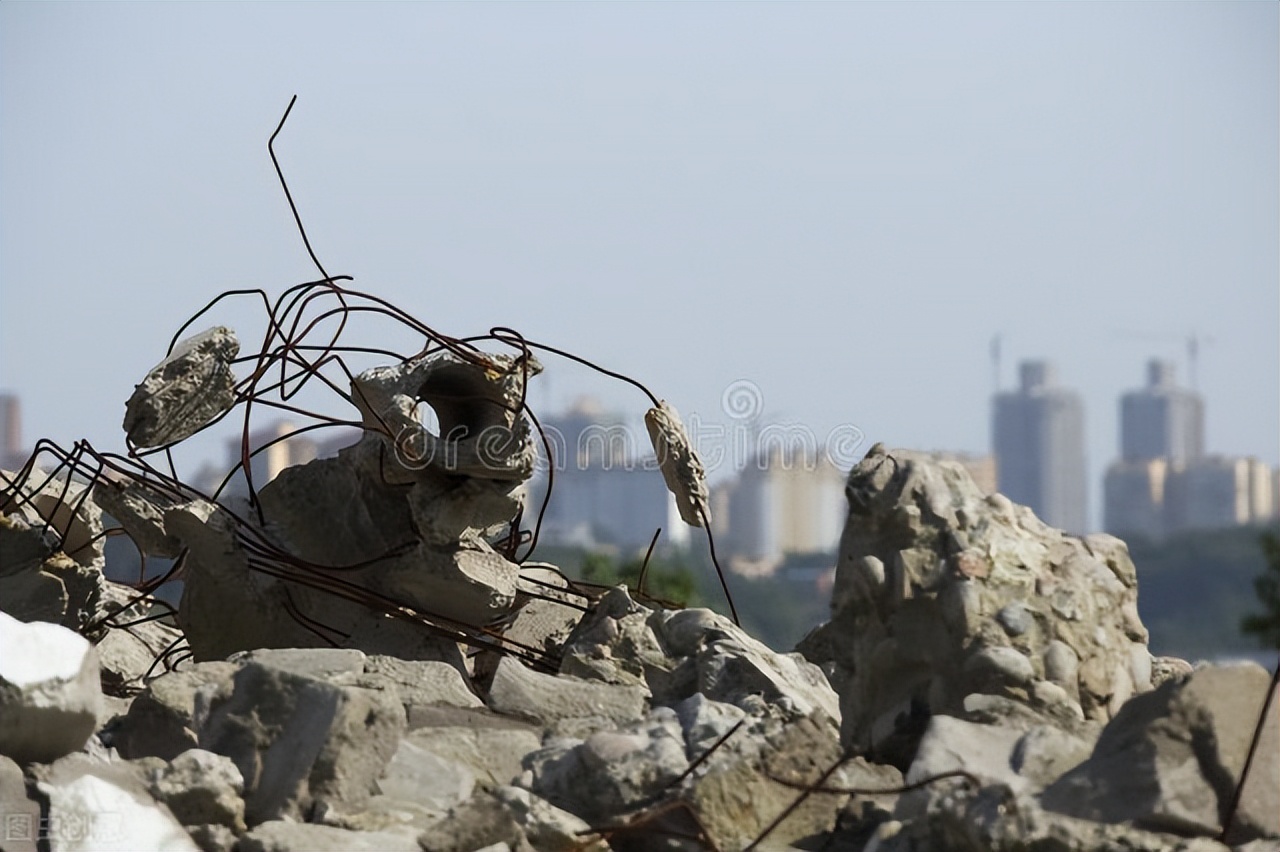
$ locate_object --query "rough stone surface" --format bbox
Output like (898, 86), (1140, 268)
(123, 326), (240, 449)
(1042, 662), (1279, 842)
(882, 780), (1234, 852)
(0, 610), (103, 765)
(402, 705), (543, 788)
(525, 708), (689, 821)
(415, 791), (532, 852)
(488, 655), (648, 728)
(645, 400), (711, 527)
(559, 588), (840, 724)
(144, 748), (246, 830)
(0, 473), (107, 631)
(109, 662), (237, 761)
(35, 754), (199, 852)
(799, 444), (1152, 763)
(239, 821), (421, 852)
(197, 659), (407, 824)
(376, 738), (475, 814)
(685, 710), (849, 850)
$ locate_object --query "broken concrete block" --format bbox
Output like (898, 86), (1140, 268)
(487, 655), (648, 728)
(198, 659), (407, 825)
(144, 748), (246, 831)
(491, 785), (606, 852)
(0, 610), (103, 765)
(414, 790), (534, 852)
(0, 471), (107, 631)
(525, 709), (689, 822)
(35, 754), (199, 852)
(359, 654), (482, 714)
(123, 326), (240, 449)
(402, 705), (543, 788)
(644, 400), (710, 527)
(799, 445), (1154, 762)
(350, 350), (540, 481)
(1042, 662), (1279, 843)
(239, 821), (421, 852)
(109, 662), (237, 761)
(376, 739), (475, 814)
(685, 710), (848, 850)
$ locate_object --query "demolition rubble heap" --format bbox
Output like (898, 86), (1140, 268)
(1, 297), (1277, 852)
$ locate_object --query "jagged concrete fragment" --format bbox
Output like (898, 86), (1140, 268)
(35, 754), (199, 852)
(884, 779), (1238, 852)
(685, 710), (849, 850)
(0, 611), (103, 765)
(644, 400), (710, 526)
(799, 444), (1153, 763)
(239, 822), (421, 852)
(109, 662), (237, 761)
(92, 476), (194, 558)
(94, 587), (185, 696)
(525, 709), (689, 822)
(415, 791), (532, 852)
(402, 706), (543, 787)
(198, 660), (407, 825)
(491, 785), (607, 852)
(1, 472), (107, 630)
(376, 739), (475, 813)
(350, 349), (540, 481)
(144, 748), (246, 831)
(560, 589), (840, 723)
(123, 326), (239, 449)
(488, 656), (648, 728)
(358, 655), (482, 713)
(1042, 662), (1279, 843)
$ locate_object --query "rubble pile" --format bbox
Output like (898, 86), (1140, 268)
(1, 316), (1276, 852)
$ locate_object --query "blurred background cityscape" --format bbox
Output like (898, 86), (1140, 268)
(2, 344), (1274, 663)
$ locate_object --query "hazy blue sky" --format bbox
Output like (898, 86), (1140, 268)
(2, 2), (1276, 531)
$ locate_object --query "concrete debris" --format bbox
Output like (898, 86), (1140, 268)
(123, 326), (240, 449)
(487, 655), (649, 729)
(0, 473), (107, 631)
(197, 657), (407, 824)
(15, 372), (1277, 852)
(1042, 662), (1279, 843)
(34, 754), (200, 852)
(0, 611), (104, 765)
(800, 444), (1154, 766)
(645, 400), (711, 526)
(142, 748), (246, 831)
(238, 821), (421, 852)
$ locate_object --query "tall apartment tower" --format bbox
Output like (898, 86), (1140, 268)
(0, 393), (21, 470)
(1120, 360), (1204, 464)
(1104, 361), (1204, 538)
(992, 361), (1088, 533)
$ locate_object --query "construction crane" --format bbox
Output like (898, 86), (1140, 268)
(1111, 330), (1214, 392)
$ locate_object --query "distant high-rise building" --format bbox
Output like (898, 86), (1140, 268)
(222, 420), (319, 495)
(532, 397), (684, 551)
(1103, 458), (1170, 540)
(0, 393), (22, 471)
(1164, 456), (1268, 532)
(992, 361), (1087, 533)
(1119, 360), (1203, 463)
(713, 446), (846, 576)
(1104, 361), (1275, 538)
